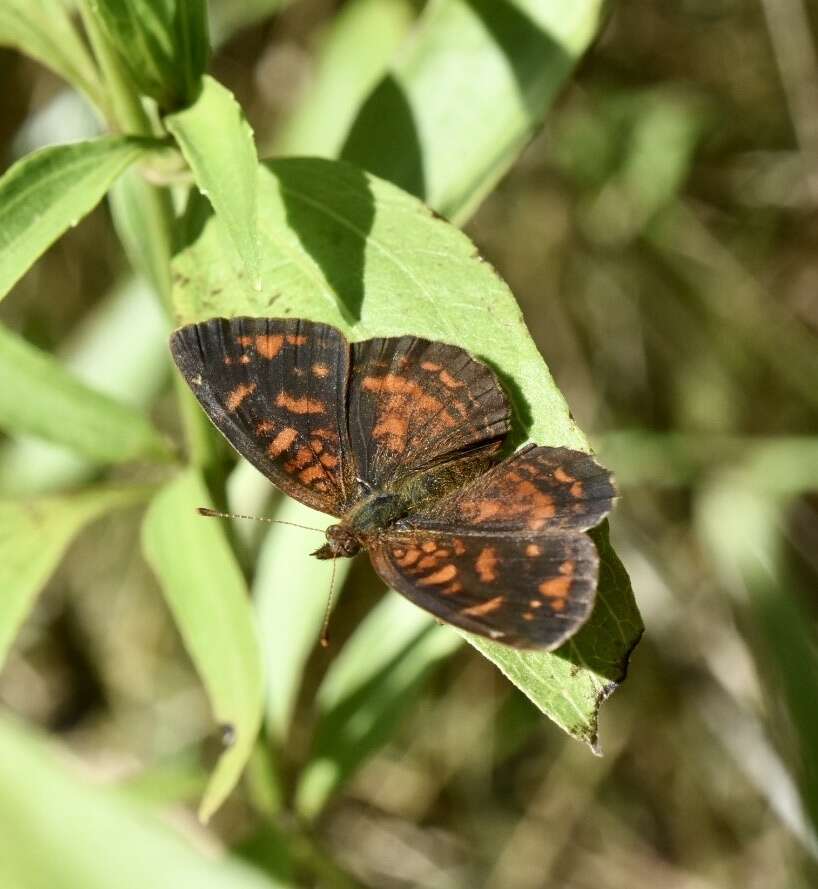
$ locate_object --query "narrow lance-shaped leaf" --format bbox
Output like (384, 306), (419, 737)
(0, 136), (160, 301)
(295, 592), (461, 819)
(171, 157), (642, 748)
(0, 322), (171, 464)
(0, 485), (152, 669)
(0, 715), (291, 889)
(166, 76), (261, 288)
(0, 0), (107, 112)
(142, 468), (265, 821)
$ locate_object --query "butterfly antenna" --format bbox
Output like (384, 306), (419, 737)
(319, 557), (338, 649)
(196, 507), (323, 533)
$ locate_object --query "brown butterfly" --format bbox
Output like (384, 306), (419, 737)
(170, 317), (616, 650)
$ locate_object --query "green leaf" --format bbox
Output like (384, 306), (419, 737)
(0, 276), (170, 496)
(340, 0), (608, 222)
(0, 135), (158, 301)
(253, 497), (353, 742)
(295, 592), (461, 818)
(0, 716), (291, 889)
(89, 0), (209, 109)
(167, 76), (261, 287)
(142, 468), (265, 821)
(0, 485), (151, 668)
(0, 322), (171, 464)
(172, 157), (641, 747)
(0, 0), (107, 112)
(271, 0), (414, 158)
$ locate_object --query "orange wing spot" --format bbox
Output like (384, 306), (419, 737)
(239, 354), (251, 365)
(311, 427), (339, 441)
(463, 595), (504, 617)
(320, 453), (338, 468)
(299, 465), (324, 484)
(286, 334), (307, 345)
(554, 467), (574, 484)
(397, 548), (421, 567)
(439, 369), (464, 389)
(570, 481), (584, 497)
(522, 611), (535, 621)
(526, 544), (542, 557)
(529, 600), (543, 609)
(291, 446), (314, 469)
(452, 400), (468, 419)
(312, 363), (329, 378)
(314, 481), (328, 492)
(539, 576), (571, 603)
(441, 581), (463, 595)
(255, 334), (285, 359)
(421, 361), (441, 371)
(268, 427), (297, 458)
(223, 356), (233, 365)
(310, 439), (324, 453)
(418, 555), (439, 570)
(475, 546), (498, 582)
(453, 539), (466, 555)
(473, 500), (501, 522)
(373, 414), (408, 452)
(421, 541), (438, 553)
(392, 548), (405, 558)
(418, 564), (458, 586)
(256, 420), (275, 435)
(361, 375), (455, 428)
(435, 549), (450, 558)
(226, 382), (256, 411)
(236, 336), (253, 347)
(559, 560), (574, 576)
(276, 392), (325, 414)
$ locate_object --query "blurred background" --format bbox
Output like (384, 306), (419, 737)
(2, 1), (818, 887)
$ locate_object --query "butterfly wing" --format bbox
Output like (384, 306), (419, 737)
(369, 529), (598, 650)
(406, 445), (616, 535)
(170, 317), (355, 515)
(347, 336), (510, 490)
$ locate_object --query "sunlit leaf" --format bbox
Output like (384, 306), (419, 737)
(0, 0), (106, 111)
(0, 136), (159, 301)
(166, 76), (260, 287)
(172, 157), (641, 747)
(142, 468), (265, 821)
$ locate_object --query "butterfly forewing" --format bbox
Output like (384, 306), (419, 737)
(407, 446), (616, 535)
(347, 336), (510, 489)
(170, 317), (355, 515)
(369, 529), (598, 650)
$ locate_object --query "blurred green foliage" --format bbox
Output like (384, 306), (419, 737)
(1, 1), (817, 888)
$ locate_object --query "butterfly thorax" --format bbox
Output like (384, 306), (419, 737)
(312, 490), (408, 560)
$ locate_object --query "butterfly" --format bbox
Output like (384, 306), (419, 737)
(170, 317), (616, 650)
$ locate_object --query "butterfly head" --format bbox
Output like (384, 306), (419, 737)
(312, 523), (362, 560)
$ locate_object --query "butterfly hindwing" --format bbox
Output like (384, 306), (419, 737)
(369, 529), (598, 650)
(170, 317), (354, 515)
(407, 445), (616, 535)
(347, 336), (511, 489)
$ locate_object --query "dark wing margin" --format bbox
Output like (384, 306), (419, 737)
(369, 529), (598, 650)
(347, 336), (511, 489)
(170, 316), (354, 515)
(406, 446), (616, 535)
